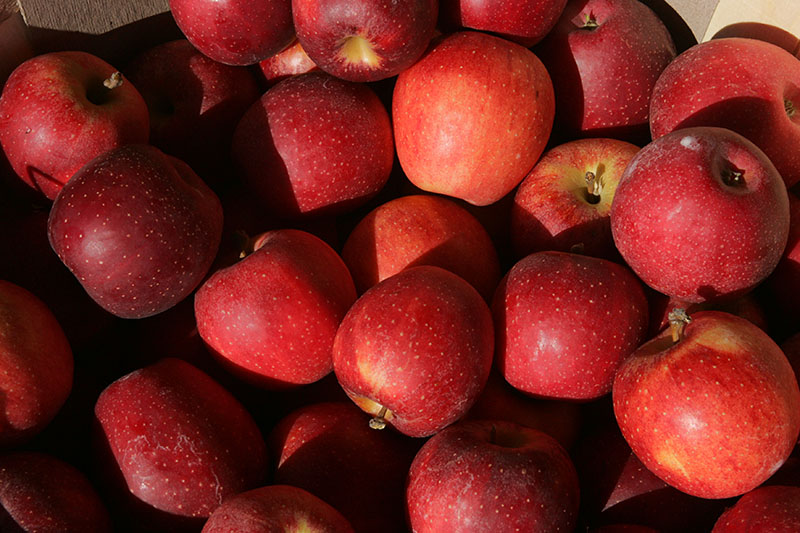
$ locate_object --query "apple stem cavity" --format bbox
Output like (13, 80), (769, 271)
(369, 405), (390, 430)
(585, 171), (602, 204)
(668, 308), (692, 344)
(786, 99), (796, 118)
(337, 35), (382, 69)
(721, 167), (746, 187)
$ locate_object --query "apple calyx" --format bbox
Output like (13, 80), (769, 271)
(582, 13), (599, 30)
(668, 308), (691, 344)
(786, 99), (796, 118)
(585, 170), (603, 204)
(369, 405), (391, 430)
(103, 71), (124, 90)
(336, 35), (382, 69)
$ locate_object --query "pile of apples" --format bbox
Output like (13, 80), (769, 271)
(1, 0), (800, 530)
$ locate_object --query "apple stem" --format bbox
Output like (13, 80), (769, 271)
(721, 167), (745, 187)
(786, 99), (796, 118)
(668, 308), (692, 344)
(585, 171), (602, 203)
(103, 71), (124, 90)
(369, 405), (389, 430)
(233, 230), (254, 259)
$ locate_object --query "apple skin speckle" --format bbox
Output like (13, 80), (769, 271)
(711, 485), (800, 531)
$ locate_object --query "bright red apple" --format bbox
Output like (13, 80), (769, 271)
(332, 265), (494, 437)
(613, 310), (800, 499)
(168, 0), (294, 66)
(195, 229), (357, 388)
(258, 39), (318, 86)
(406, 419), (580, 532)
(440, 0), (567, 46)
(232, 71), (394, 218)
(650, 37), (800, 187)
(610, 127), (789, 303)
(48, 144), (223, 319)
(712, 485), (800, 531)
(0, 51), (149, 199)
(393, 31), (555, 206)
(293, 0), (437, 82)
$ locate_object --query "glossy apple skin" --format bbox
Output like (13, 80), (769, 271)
(333, 265), (494, 437)
(535, 0), (676, 143)
(712, 485), (800, 532)
(195, 229), (357, 389)
(341, 194), (501, 301)
(440, 0), (567, 47)
(393, 31), (554, 206)
(48, 144), (223, 319)
(293, 0), (437, 82)
(493, 251), (649, 401)
(94, 358), (268, 519)
(511, 137), (640, 260)
(0, 452), (111, 532)
(406, 419), (580, 532)
(650, 38), (800, 188)
(258, 39), (318, 86)
(232, 71), (393, 219)
(0, 281), (73, 446)
(613, 311), (800, 499)
(610, 127), (789, 304)
(168, 0), (294, 66)
(0, 51), (149, 200)
(201, 485), (354, 533)
(269, 402), (419, 532)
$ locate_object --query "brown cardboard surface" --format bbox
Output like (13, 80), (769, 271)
(18, 0), (169, 34)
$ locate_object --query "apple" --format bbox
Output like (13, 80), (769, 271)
(94, 357), (268, 522)
(613, 310), (800, 499)
(650, 37), (800, 188)
(232, 71), (394, 219)
(0, 452), (111, 532)
(258, 39), (318, 86)
(202, 485), (354, 533)
(610, 126), (790, 303)
(712, 485), (800, 531)
(269, 401), (419, 532)
(0, 280), (72, 446)
(406, 419), (580, 532)
(0, 51), (149, 199)
(168, 0), (294, 66)
(781, 332), (800, 384)
(439, 0), (567, 47)
(194, 229), (357, 389)
(393, 31), (555, 206)
(764, 191), (800, 332)
(332, 265), (494, 437)
(48, 144), (223, 319)
(341, 194), (501, 301)
(493, 251), (649, 401)
(511, 137), (640, 260)
(124, 39), (261, 185)
(292, 0), (437, 82)
(535, 0), (676, 143)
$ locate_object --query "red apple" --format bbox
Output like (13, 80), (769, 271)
(341, 194), (501, 301)
(650, 37), (800, 187)
(48, 144), (223, 319)
(511, 137), (640, 260)
(293, 0), (437, 82)
(332, 265), (494, 437)
(493, 251), (649, 401)
(613, 310), (800, 499)
(610, 127), (789, 303)
(535, 0), (676, 143)
(712, 485), (800, 531)
(440, 0), (567, 47)
(0, 452), (111, 532)
(0, 280), (72, 446)
(232, 71), (394, 218)
(765, 191), (800, 329)
(201, 485), (354, 533)
(195, 229), (357, 388)
(393, 31), (555, 206)
(168, 0), (294, 66)
(0, 51), (149, 199)
(258, 39), (318, 86)
(406, 419), (580, 532)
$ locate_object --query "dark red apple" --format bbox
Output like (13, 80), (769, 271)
(610, 127), (789, 303)
(258, 39), (318, 86)
(48, 144), (223, 319)
(393, 31), (555, 206)
(0, 280), (72, 446)
(535, 0), (676, 143)
(195, 229), (357, 388)
(293, 0), (437, 82)
(650, 37), (800, 187)
(406, 419), (580, 532)
(613, 310), (800, 499)
(712, 485), (800, 531)
(232, 71), (393, 218)
(765, 191), (800, 330)
(168, 0), (294, 66)
(333, 265), (494, 437)
(493, 251), (649, 401)
(0, 51), (149, 199)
